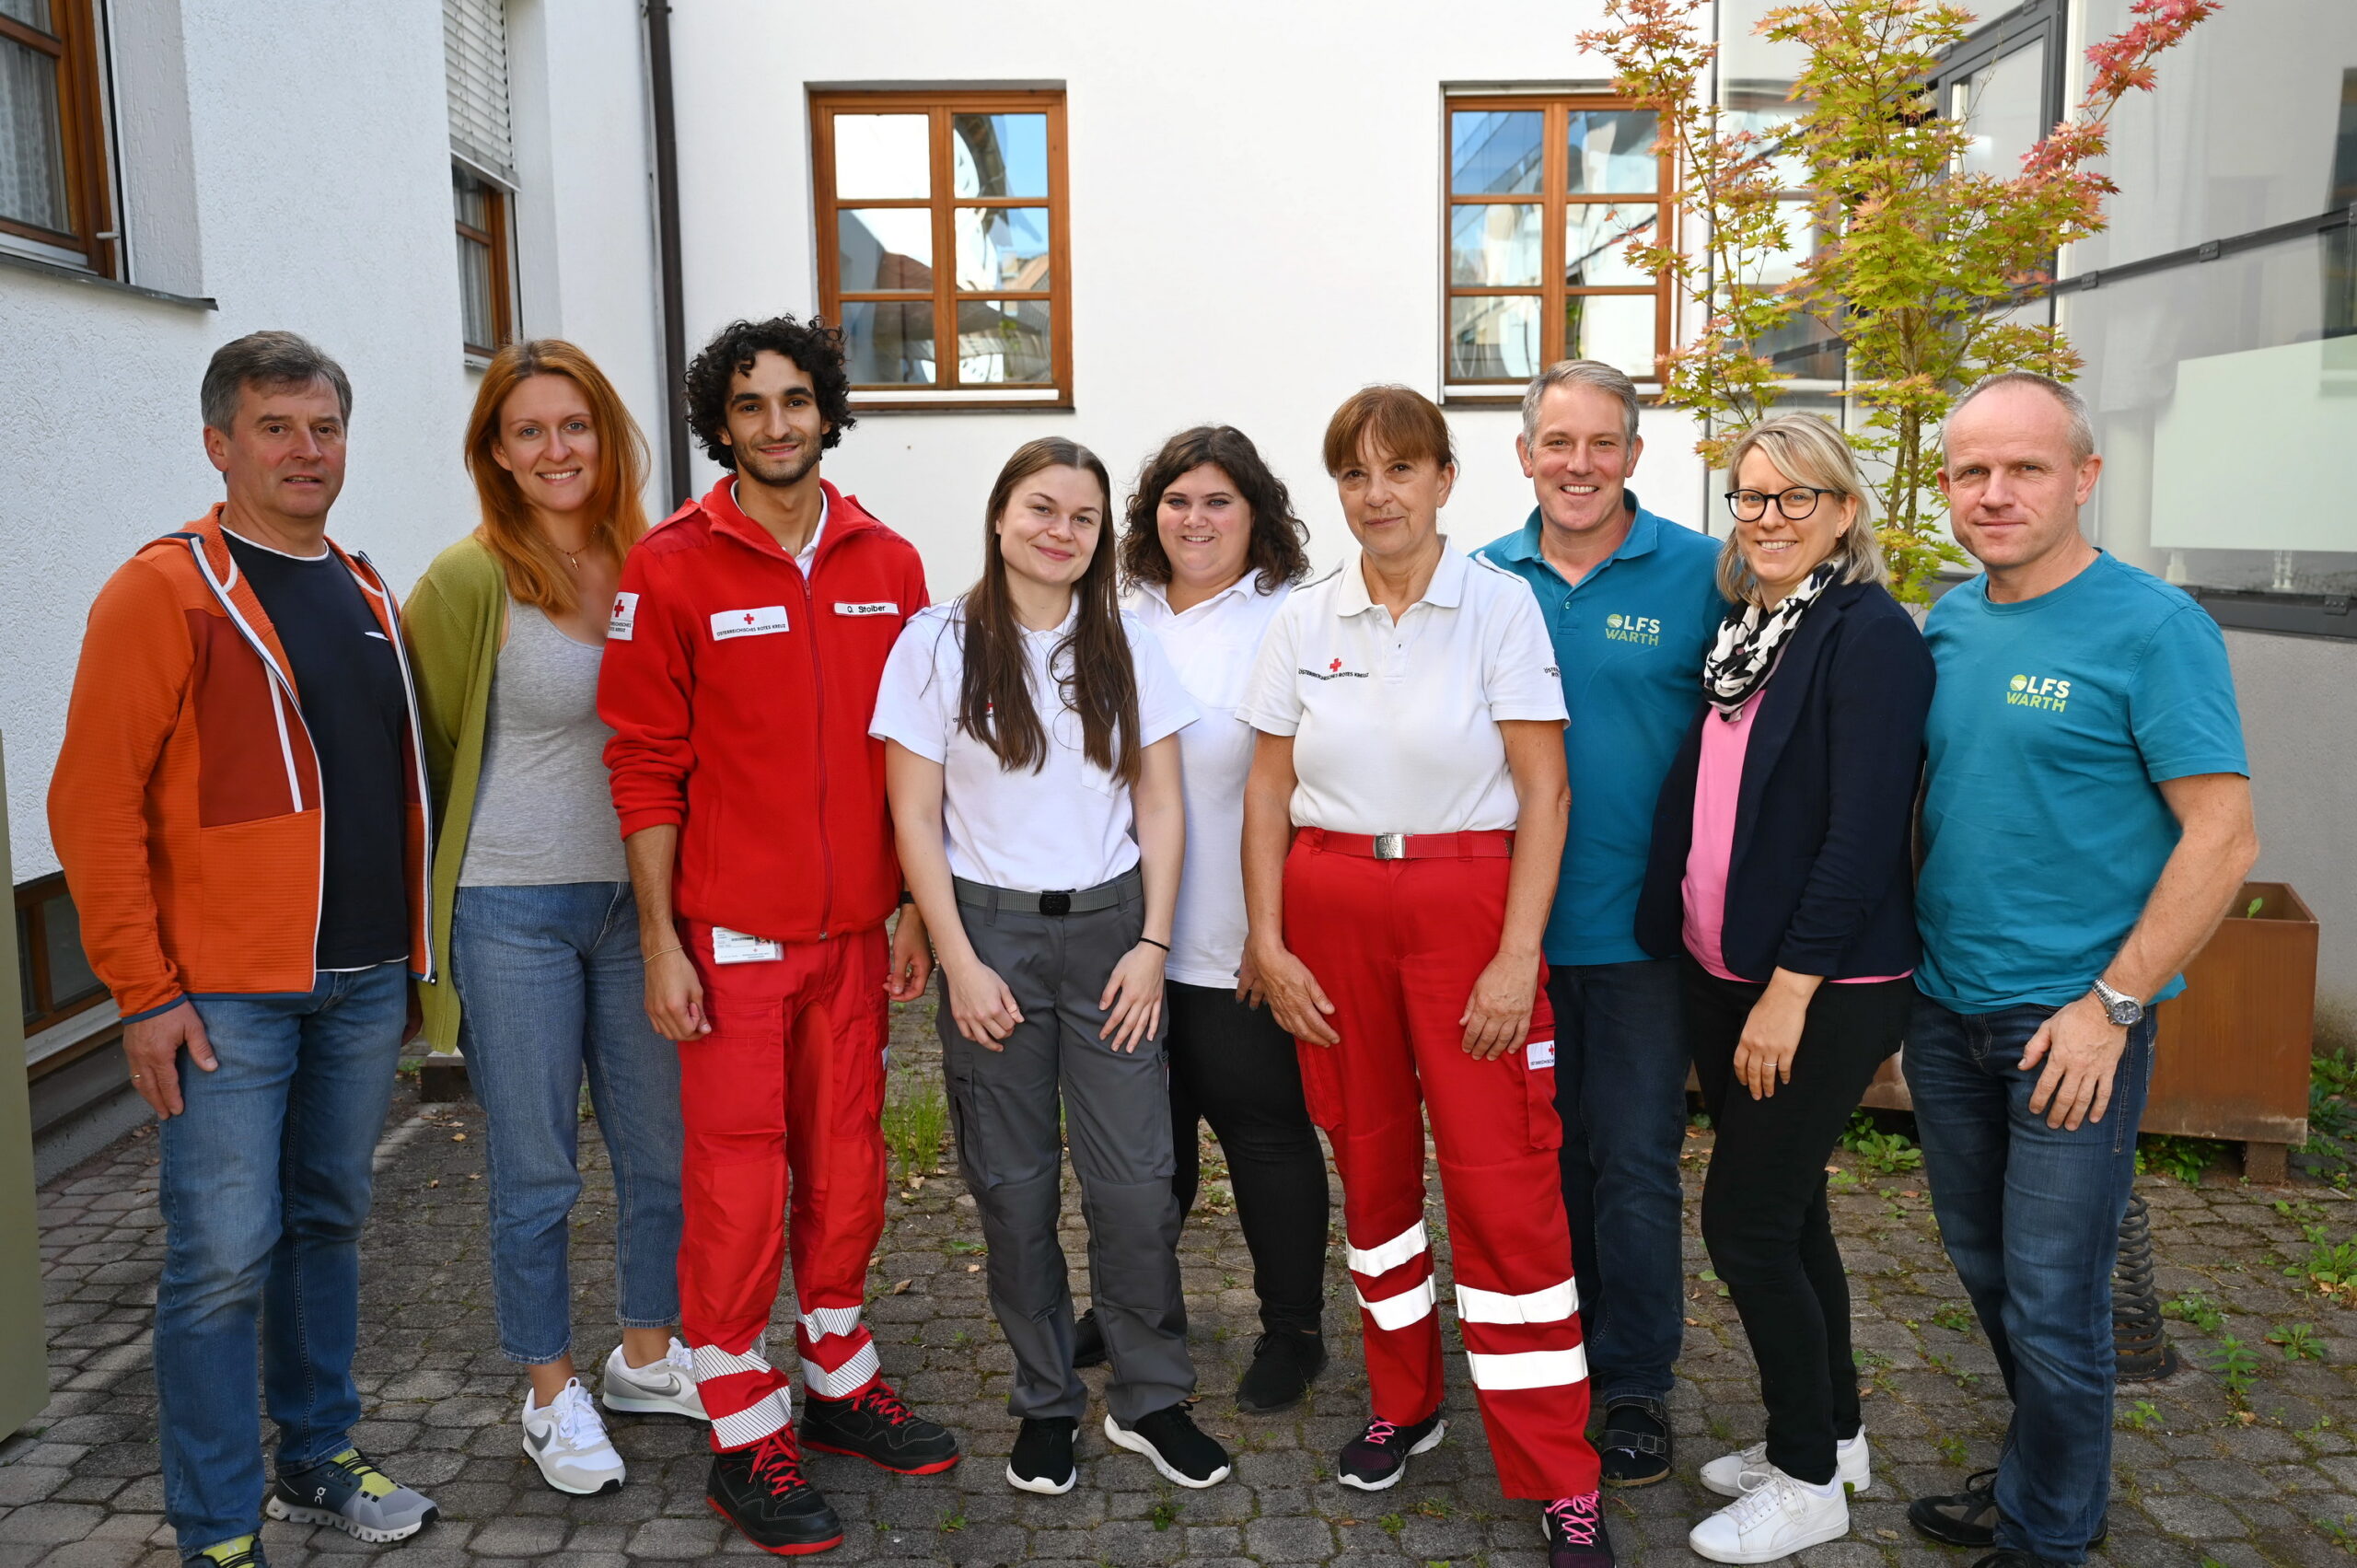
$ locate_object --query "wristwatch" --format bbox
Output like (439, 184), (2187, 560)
(2090, 977), (2145, 1027)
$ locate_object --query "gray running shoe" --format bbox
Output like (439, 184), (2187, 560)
(265, 1447), (438, 1543)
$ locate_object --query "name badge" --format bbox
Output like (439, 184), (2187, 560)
(834, 601), (900, 617)
(609, 591), (639, 640)
(711, 925), (784, 965)
(1527, 1037), (1556, 1069)
(711, 605), (790, 641)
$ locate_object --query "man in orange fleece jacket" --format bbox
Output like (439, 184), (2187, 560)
(49, 332), (439, 1568)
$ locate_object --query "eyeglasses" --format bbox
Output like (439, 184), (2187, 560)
(1724, 486), (1840, 522)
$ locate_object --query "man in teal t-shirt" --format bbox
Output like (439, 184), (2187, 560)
(1477, 360), (1724, 1487)
(1906, 373), (2258, 1568)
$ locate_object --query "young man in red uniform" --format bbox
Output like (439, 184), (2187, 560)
(599, 316), (954, 1555)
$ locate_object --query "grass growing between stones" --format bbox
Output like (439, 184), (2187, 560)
(882, 1074), (950, 1186)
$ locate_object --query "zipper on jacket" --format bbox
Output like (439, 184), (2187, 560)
(356, 551), (438, 983)
(799, 543), (836, 936)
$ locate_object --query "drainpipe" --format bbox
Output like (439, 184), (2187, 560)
(646, 0), (691, 505)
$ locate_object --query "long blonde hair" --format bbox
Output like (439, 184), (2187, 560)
(1717, 412), (1888, 607)
(463, 339), (650, 613)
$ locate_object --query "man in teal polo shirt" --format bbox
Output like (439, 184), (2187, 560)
(1478, 360), (1724, 1487)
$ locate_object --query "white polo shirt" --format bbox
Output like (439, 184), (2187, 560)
(871, 599), (1198, 894)
(1125, 575), (1294, 988)
(1240, 541), (1566, 835)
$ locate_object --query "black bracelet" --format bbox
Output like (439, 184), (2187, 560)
(1139, 936), (1171, 953)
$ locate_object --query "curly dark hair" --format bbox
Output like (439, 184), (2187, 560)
(1119, 425), (1310, 592)
(683, 315), (856, 470)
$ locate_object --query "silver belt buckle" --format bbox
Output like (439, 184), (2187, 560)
(1373, 831), (1407, 860)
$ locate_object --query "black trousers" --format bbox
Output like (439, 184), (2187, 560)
(1166, 981), (1331, 1336)
(1685, 958), (1912, 1484)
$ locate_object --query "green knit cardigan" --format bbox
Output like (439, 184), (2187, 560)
(402, 535), (508, 1053)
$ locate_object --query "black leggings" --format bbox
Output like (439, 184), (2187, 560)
(1166, 981), (1331, 1336)
(1685, 958), (1912, 1484)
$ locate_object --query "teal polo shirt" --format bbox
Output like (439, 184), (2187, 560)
(1477, 495), (1727, 966)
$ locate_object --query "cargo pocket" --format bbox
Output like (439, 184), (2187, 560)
(1522, 1032), (1564, 1152)
(1295, 1038), (1346, 1135)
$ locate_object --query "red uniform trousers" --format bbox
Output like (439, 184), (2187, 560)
(677, 920), (890, 1452)
(1283, 834), (1599, 1501)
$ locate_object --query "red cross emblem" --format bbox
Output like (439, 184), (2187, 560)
(613, 598), (625, 616)
(743, 611), (756, 626)
(1329, 657), (1343, 673)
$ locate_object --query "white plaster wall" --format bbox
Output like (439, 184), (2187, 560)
(665, 0), (1715, 600)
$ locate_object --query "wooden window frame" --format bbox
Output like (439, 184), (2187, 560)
(15, 872), (104, 1039)
(811, 88), (1074, 411)
(454, 162), (515, 360)
(0, 0), (117, 275)
(1442, 93), (1676, 403)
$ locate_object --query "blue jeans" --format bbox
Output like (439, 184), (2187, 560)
(1545, 958), (1689, 1404)
(451, 881), (684, 1364)
(1905, 992), (2155, 1564)
(157, 962), (408, 1555)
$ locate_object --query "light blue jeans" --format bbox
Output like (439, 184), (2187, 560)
(451, 881), (684, 1364)
(159, 962), (408, 1555)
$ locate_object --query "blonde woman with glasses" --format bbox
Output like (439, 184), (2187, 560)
(1632, 412), (1934, 1562)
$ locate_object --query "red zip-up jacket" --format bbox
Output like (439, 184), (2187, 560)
(598, 476), (929, 941)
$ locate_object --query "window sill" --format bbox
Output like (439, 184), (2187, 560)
(2188, 587), (2357, 642)
(850, 391), (1074, 414)
(0, 245), (215, 308)
(1443, 385), (1667, 409)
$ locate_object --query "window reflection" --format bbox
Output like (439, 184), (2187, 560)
(956, 298), (1051, 384)
(838, 209), (934, 292)
(1566, 110), (1659, 193)
(842, 300), (935, 385)
(1951, 40), (2047, 178)
(1449, 296), (1542, 380)
(952, 114), (1049, 199)
(1452, 110), (1544, 195)
(956, 206), (1049, 292)
(1451, 203), (1541, 286)
(833, 114), (930, 200)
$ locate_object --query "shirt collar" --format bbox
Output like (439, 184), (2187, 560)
(1336, 538), (1469, 617)
(705, 474), (836, 563)
(1132, 573), (1256, 622)
(1500, 491), (1666, 574)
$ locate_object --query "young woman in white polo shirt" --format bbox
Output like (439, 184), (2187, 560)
(1089, 425), (1330, 1415)
(872, 437), (1231, 1499)
(1240, 388), (1612, 1566)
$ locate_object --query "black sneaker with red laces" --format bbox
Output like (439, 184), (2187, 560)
(1337, 1409), (1447, 1492)
(707, 1431), (842, 1556)
(798, 1382), (961, 1475)
(1543, 1493), (1616, 1565)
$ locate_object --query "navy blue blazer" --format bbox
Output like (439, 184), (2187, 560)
(1635, 580), (1935, 981)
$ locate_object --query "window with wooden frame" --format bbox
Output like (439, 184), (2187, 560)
(453, 163), (513, 359)
(16, 873), (104, 1039)
(1444, 96), (1673, 396)
(811, 89), (1071, 408)
(0, 0), (116, 274)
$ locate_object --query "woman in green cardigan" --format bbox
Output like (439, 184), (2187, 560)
(406, 339), (701, 1499)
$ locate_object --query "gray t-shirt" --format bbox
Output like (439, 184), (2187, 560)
(458, 601), (630, 887)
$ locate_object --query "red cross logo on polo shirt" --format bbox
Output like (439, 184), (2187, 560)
(613, 598), (626, 616)
(743, 611), (756, 627)
(1329, 657), (1343, 672)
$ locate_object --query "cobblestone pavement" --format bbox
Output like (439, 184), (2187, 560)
(8, 997), (2357, 1566)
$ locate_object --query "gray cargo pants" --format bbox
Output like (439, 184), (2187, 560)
(938, 868), (1196, 1424)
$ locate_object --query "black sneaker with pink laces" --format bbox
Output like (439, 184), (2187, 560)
(1543, 1492), (1616, 1565)
(798, 1381), (961, 1474)
(1337, 1409), (1447, 1491)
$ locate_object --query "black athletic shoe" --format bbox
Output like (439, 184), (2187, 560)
(1968, 1553), (2048, 1568)
(1596, 1396), (1671, 1488)
(1072, 1307), (1107, 1368)
(1104, 1405), (1231, 1488)
(1909, 1469), (2106, 1551)
(1337, 1409), (1446, 1491)
(1543, 1493), (1617, 1564)
(1005, 1415), (1079, 1494)
(707, 1431), (843, 1556)
(1235, 1330), (1327, 1414)
(798, 1382), (959, 1475)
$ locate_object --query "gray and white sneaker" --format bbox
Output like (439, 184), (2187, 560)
(522, 1378), (625, 1495)
(601, 1337), (706, 1420)
(1700, 1429), (1871, 1498)
(265, 1448), (437, 1543)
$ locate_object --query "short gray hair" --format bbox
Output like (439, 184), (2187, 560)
(1943, 371), (2093, 464)
(202, 331), (353, 433)
(1521, 358), (1640, 447)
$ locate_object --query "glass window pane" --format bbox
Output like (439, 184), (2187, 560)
(952, 113), (1049, 198)
(838, 208), (935, 291)
(956, 298), (1052, 384)
(0, 2), (55, 29)
(955, 206), (1050, 291)
(842, 300), (937, 385)
(1450, 203), (1542, 286)
(1565, 201), (1661, 285)
(833, 114), (930, 200)
(16, 904), (34, 1025)
(457, 231), (494, 350)
(1567, 110), (1659, 193)
(1955, 41), (2048, 179)
(452, 167), (489, 230)
(38, 890), (98, 1008)
(1566, 292), (1658, 377)
(1447, 295), (1542, 381)
(0, 35), (73, 232)
(1451, 110), (1543, 195)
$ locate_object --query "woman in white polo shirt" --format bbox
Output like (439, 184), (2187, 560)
(872, 437), (1230, 1500)
(1240, 387), (1611, 1567)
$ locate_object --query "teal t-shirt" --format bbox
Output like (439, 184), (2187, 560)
(1478, 497), (1727, 966)
(1916, 551), (2247, 1013)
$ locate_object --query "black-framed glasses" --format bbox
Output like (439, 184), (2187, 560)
(1724, 486), (1839, 522)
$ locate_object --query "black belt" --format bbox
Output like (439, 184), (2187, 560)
(952, 866), (1141, 917)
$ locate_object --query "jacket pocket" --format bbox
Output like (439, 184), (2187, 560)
(193, 811), (321, 989)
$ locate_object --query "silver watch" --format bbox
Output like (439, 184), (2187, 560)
(2090, 978), (2144, 1027)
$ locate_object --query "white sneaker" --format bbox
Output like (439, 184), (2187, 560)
(1700, 1427), (1871, 1497)
(521, 1378), (625, 1495)
(600, 1338), (706, 1420)
(1688, 1466), (1851, 1563)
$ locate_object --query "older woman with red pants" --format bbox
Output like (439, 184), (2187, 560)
(1240, 386), (1609, 1566)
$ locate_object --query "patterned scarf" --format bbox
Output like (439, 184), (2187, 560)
(1701, 561), (1840, 721)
